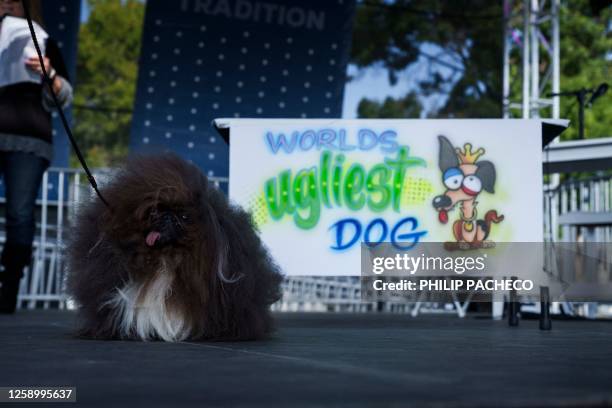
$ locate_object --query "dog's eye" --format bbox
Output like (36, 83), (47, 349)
(180, 214), (190, 221)
(443, 168), (463, 190)
(462, 175), (482, 194)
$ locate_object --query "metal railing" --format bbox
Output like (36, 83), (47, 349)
(544, 175), (612, 242)
(539, 138), (612, 318)
(1, 167), (89, 309)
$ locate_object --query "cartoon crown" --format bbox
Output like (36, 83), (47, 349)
(456, 143), (485, 164)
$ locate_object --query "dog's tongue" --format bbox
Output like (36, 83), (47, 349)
(146, 231), (161, 247)
(438, 210), (448, 224)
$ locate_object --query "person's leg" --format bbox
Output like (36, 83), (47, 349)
(0, 151), (49, 313)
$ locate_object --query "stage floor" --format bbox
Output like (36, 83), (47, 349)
(1, 311), (611, 407)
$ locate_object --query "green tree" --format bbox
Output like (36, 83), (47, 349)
(350, 0), (611, 137)
(73, 0), (144, 167)
(556, 0), (611, 140)
(351, 0), (503, 119)
(505, 0), (611, 140)
(357, 93), (422, 118)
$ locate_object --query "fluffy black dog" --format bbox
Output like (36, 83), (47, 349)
(67, 154), (283, 341)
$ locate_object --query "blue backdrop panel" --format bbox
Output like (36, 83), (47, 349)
(130, 0), (355, 179)
(42, 0), (81, 168)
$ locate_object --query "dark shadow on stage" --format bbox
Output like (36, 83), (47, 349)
(1, 311), (612, 407)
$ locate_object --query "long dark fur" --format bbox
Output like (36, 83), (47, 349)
(66, 154), (283, 341)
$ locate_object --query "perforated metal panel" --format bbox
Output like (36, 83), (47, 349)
(129, 0), (355, 178)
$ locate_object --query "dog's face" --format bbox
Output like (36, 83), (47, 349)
(432, 136), (496, 223)
(144, 201), (196, 248)
(98, 155), (214, 266)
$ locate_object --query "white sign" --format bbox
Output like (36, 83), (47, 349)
(218, 119), (565, 276)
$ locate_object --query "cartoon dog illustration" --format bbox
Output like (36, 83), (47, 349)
(432, 136), (504, 249)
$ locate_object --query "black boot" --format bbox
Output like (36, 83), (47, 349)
(0, 276), (21, 314)
(0, 244), (32, 314)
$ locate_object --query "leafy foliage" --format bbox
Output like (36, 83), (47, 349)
(351, 0), (611, 140)
(357, 93), (422, 118)
(555, 0), (611, 140)
(72, 0), (144, 167)
(351, 0), (503, 119)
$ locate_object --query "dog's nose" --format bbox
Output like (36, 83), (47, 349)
(162, 212), (175, 223)
(432, 194), (451, 209)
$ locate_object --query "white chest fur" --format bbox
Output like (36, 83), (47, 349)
(103, 264), (191, 342)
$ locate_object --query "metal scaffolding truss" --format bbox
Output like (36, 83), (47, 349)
(503, 0), (560, 119)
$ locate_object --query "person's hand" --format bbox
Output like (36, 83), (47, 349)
(25, 56), (63, 94)
(25, 56), (52, 77)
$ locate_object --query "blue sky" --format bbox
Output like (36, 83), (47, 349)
(342, 64), (413, 118)
(342, 48), (460, 118)
(342, 41), (463, 118)
(80, 0), (89, 22)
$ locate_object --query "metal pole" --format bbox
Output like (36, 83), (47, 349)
(539, 286), (552, 330)
(522, 0), (530, 118)
(549, 0), (561, 211)
(530, 0), (539, 118)
(502, 0), (512, 118)
(551, 0), (560, 119)
(508, 276), (520, 326)
(578, 89), (586, 139)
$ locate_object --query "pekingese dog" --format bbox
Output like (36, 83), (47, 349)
(66, 154), (283, 341)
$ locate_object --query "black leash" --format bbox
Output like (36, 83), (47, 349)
(20, 0), (111, 209)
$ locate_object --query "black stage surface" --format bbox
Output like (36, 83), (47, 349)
(1, 311), (611, 407)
